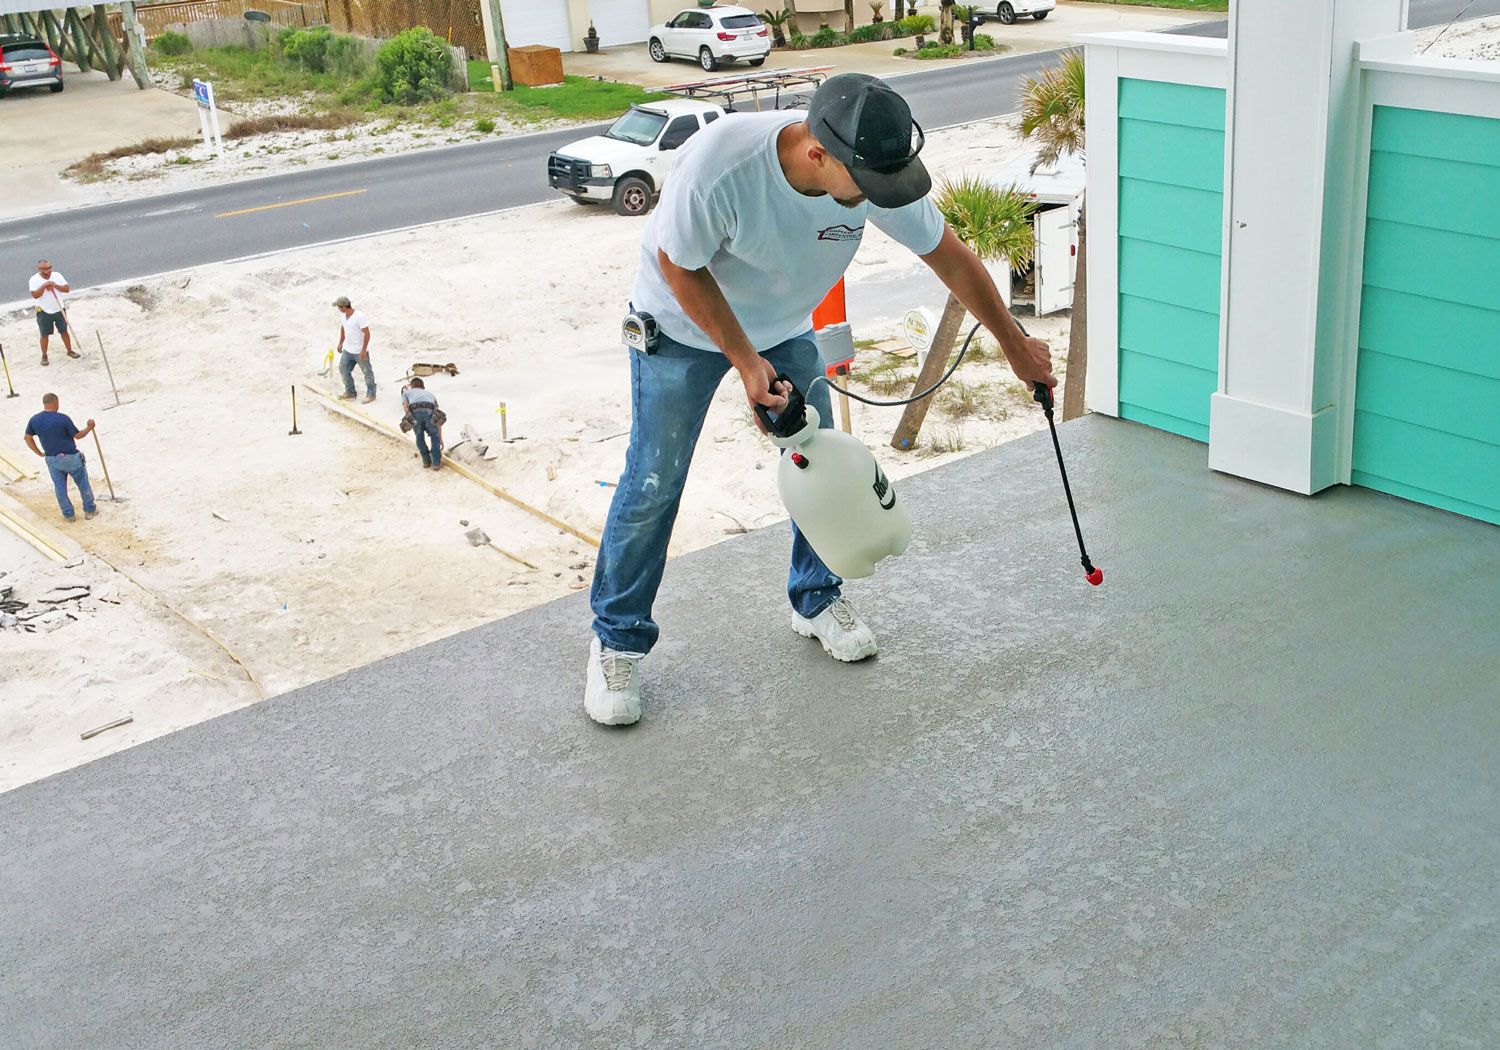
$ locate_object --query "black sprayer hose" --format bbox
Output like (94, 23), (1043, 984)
(812, 322), (986, 407)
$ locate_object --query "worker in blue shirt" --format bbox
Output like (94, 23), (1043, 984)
(23, 393), (98, 522)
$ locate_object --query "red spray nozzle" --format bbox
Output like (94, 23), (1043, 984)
(1086, 567), (1104, 587)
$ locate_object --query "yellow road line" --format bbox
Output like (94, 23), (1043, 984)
(215, 189), (366, 219)
(301, 384), (602, 549)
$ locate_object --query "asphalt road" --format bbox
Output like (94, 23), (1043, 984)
(0, 48), (1071, 293)
(4, 0), (1497, 291)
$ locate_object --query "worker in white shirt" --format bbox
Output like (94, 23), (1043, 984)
(29, 260), (80, 367)
(333, 296), (376, 403)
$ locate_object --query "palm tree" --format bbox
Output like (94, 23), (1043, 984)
(1018, 51), (1087, 420)
(760, 7), (790, 47)
(938, 0), (956, 44)
(891, 176), (1037, 450)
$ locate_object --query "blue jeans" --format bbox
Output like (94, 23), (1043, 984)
(46, 452), (95, 519)
(590, 329), (841, 655)
(412, 410), (441, 466)
(339, 351), (375, 397)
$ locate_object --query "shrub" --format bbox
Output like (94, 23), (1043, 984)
(915, 42), (964, 58)
(372, 27), (452, 104)
(898, 14), (935, 33)
(278, 25), (367, 77)
(893, 46), (907, 55)
(846, 22), (891, 43)
(809, 26), (843, 47)
(152, 30), (191, 56)
(475, 116), (496, 133)
(973, 31), (996, 49)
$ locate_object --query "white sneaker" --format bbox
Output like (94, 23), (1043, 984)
(585, 636), (643, 726)
(792, 596), (878, 663)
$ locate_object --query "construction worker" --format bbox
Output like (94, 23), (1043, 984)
(29, 260), (80, 366)
(333, 296), (376, 403)
(401, 377), (443, 470)
(22, 393), (97, 522)
(584, 73), (1054, 726)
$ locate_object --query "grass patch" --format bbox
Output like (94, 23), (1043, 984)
(918, 426), (968, 457)
(467, 69), (669, 121)
(223, 111), (359, 140)
(166, 44), (355, 103)
(936, 379), (986, 421)
(66, 135), (198, 179)
(1074, 0), (1226, 9)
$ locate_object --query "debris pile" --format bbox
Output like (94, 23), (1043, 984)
(0, 568), (119, 634)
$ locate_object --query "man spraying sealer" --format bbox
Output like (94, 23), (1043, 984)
(585, 73), (1056, 726)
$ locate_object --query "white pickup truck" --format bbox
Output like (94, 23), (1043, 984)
(547, 98), (728, 217)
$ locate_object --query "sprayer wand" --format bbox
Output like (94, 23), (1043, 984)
(1032, 382), (1103, 586)
(815, 317), (1103, 587)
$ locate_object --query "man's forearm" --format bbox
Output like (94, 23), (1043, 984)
(922, 228), (1029, 354)
(658, 251), (759, 372)
(25, 436), (42, 457)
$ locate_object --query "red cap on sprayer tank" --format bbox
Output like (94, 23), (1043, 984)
(1086, 567), (1104, 587)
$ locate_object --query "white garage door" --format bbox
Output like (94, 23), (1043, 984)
(500, 0), (573, 51)
(588, 0), (652, 46)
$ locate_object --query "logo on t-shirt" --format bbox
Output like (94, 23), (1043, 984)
(816, 224), (865, 243)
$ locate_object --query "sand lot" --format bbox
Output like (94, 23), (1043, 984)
(1, 116), (1071, 791)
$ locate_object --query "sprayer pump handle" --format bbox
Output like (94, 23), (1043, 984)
(754, 373), (808, 438)
(1032, 382), (1055, 412)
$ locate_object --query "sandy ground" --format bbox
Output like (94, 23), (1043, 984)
(1415, 14), (1500, 60)
(0, 116), (1068, 792)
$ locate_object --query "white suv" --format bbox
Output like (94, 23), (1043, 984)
(647, 5), (771, 72)
(985, 0), (1054, 23)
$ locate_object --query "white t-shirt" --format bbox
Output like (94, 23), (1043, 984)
(29, 272), (67, 314)
(632, 111), (946, 352)
(341, 311), (370, 355)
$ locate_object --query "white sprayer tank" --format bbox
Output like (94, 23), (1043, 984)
(769, 404), (912, 579)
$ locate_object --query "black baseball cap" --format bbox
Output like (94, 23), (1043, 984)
(806, 73), (930, 209)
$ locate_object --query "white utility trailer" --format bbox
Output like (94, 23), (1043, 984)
(989, 150), (1085, 315)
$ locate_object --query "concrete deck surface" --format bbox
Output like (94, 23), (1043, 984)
(4, 417), (1499, 1048)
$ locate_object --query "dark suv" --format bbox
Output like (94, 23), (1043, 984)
(0, 34), (63, 97)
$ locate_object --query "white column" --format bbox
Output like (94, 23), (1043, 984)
(1209, 0), (1407, 494)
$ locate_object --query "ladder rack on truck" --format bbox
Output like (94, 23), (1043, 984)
(659, 66), (835, 112)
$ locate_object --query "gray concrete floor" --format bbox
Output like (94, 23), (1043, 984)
(4, 417), (1498, 1049)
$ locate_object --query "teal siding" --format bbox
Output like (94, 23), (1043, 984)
(1353, 106), (1500, 525)
(1116, 79), (1226, 443)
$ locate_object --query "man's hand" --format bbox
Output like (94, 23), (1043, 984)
(1002, 332), (1056, 391)
(740, 357), (789, 433)
(359, 351), (369, 362)
(86, 419), (96, 433)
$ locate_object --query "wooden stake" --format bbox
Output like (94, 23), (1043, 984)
(81, 715), (133, 741)
(94, 332), (134, 408)
(92, 431), (118, 502)
(835, 363), (852, 434)
(0, 343), (18, 398)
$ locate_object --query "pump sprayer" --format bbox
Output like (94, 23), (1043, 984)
(760, 320), (1104, 587)
(756, 376), (912, 579)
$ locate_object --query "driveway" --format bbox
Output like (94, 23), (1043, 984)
(0, 67), (206, 220)
(563, 0), (1199, 87)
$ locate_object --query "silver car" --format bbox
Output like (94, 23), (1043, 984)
(0, 35), (63, 96)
